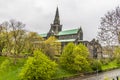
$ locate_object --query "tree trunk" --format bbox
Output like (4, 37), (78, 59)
(13, 55), (17, 65)
(0, 52), (2, 56)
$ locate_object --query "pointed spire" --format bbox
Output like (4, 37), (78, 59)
(79, 26), (83, 40)
(79, 27), (83, 32)
(54, 7), (60, 25)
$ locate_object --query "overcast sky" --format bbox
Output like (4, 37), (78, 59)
(0, 0), (119, 41)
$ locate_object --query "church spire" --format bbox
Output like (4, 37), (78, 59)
(54, 7), (60, 25)
(48, 7), (62, 36)
(79, 27), (83, 40)
(80, 27), (83, 32)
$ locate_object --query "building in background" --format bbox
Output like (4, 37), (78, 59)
(40, 7), (102, 58)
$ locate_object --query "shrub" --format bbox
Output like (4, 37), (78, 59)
(60, 43), (91, 73)
(114, 46), (120, 67)
(116, 58), (120, 67)
(114, 46), (120, 58)
(90, 59), (102, 71)
(73, 55), (91, 72)
(60, 43), (75, 71)
(19, 50), (57, 80)
(100, 59), (110, 65)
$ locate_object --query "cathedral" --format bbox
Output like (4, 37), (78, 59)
(40, 7), (102, 58)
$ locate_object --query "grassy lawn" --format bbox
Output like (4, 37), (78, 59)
(53, 67), (77, 79)
(102, 60), (118, 71)
(0, 56), (120, 80)
(0, 56), (8, 63)
(0, 56), (26, 80)
(54, 60), (120, 79)
(0, 56), (77, 80)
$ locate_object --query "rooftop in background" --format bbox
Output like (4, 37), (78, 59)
(57, 39), (76, 42)
(58, 29), (79, 36)
(39, 33), (47, 37)
(39, 28), (80, 37)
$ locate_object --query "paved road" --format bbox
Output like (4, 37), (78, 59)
(69, 69), (120, 80)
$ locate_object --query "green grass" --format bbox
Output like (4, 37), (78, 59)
(53, 60), (120, 79)
(0, 68), (21, 80)
(0, 56), (8, 63)
(0, 56), (26, 80)
(0, 56), (75, 80)
(0, 56), (120, 80)
(102, 60), (118, 71)
(53, 67), (76, 79)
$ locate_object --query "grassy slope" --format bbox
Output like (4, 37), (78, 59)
(0, 56), (119, 80)
(0, 56), (76, 80)
(102, 60), (118, 71)
(0, 56), (26, 80)
(53, 67), (76, 79)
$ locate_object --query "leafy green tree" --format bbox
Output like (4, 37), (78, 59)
(43, 36), (61, 60)
(19, 50), (57, 80)
(72, 44), (91, 72)
(2, 22), (13, 55)
(2, 20), (27, 64)
(73, 55), (91, 72)
(60, 43), (75, 70)
(1, 20), (26, 57)
(60, 43), (91, 72)
(23, 32), (44, 55)
(0, 26), (6, 56)
(75, 44), (89, 58)
(1, 20), (44, 64)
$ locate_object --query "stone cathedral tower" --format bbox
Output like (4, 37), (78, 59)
(47, 7), (62, 37)
(40, 7), (102, 58)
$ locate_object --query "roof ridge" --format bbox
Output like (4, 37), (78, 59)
(58, 28), (79, 36)
(61, 28), (79, 32)
(39, 33), (47, 34)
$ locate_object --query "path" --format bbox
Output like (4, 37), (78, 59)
(69, 69), (120, 80)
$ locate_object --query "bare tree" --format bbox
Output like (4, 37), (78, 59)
(0, 25), (6, 56)
(1, 21), (13, 56)
(97, 6), (120, 58)
(9, 19), (26, 55)
(1, 19), (26, 64)
(98, 6), (120, 46)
